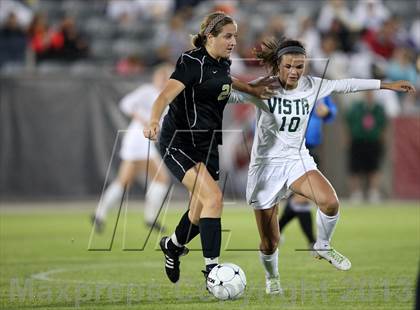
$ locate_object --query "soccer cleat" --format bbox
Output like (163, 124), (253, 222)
(159, 236), (189, 283)
(91, 214), (104, 234)
(202, 264), (217, 292)
(313, 243), (351, 271)
(202, 269), (211, 292)
(265, 275), (283, 295)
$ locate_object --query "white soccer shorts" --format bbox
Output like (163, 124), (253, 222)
(246, 155), (318, 210)
(120, 128), (158, 161)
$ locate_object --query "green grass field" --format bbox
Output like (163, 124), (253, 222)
(0, 201), (419, 310)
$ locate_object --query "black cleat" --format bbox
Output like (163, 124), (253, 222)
(202, 269), (210, 292)
(202, 264), (217, 292)
(159, 236), (189, 283)
(91, 214), (104, 234)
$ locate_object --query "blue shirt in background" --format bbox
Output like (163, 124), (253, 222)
(305, 96), (337, 148)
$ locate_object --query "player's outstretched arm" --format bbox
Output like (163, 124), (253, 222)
(380, 80), (416, 93)
(231, 76), (276, 99)
(143, 79), (185, 141)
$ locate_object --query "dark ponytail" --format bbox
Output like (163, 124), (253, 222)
(255, 37), (305, 76)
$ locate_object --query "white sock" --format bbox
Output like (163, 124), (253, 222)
(170, 233), (183, 248)
(259, 249), (279, 279)
(144, 181), (168, 224)
(95, 181), (124, 220)
(204, 257), (219, 266)
(316, 208), (339, 249)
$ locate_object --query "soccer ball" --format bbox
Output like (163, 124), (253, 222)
(206, 263), (246, 300)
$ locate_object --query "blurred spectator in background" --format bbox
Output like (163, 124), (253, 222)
(0, 12), (26, 67)
(49, 16), (89, 62)
(107, 0), (141, 25)
(384, 46), (417, 114)
(371, 88), (401, 118)
(385, 47), (417, 86)
(174, 0), (204, 15)
(352, 0), (390, 32)
(28, 14), (89, 63)
(266, 15), (286, 39)
(0, 0), (33, 29)
(291, 15), (320, 59)
(317, 0), (360, 52)
(27, 13), (55, 62)
(362, 17), (398, 60)
(312, 33), (348, 79)
(115, 54), (145, 76)
(345, 91), (388, 203)
(409, 19), (420, 52)
(137, 0), (174, 21)
(107, 0), (173, 24)
(155, 13), (190, 64)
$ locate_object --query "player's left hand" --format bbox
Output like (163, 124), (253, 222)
(382, 80), (416, 93)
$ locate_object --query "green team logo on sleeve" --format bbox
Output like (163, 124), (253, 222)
(267, 97), (310, 132)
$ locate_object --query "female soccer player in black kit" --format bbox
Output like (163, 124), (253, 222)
(143, 11), (273, 285)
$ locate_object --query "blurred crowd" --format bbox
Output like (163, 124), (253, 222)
(0, 0), (418, 82)
(1, 0), (418, 201)
(1, 0), (418, 99)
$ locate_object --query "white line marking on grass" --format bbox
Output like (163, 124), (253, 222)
(29, 262), (265, 293)
(30, 262), (161, 286)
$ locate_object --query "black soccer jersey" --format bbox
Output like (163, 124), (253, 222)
(160, 47), (232, 149)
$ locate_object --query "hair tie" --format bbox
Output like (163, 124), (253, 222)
(203, 14), (226, 36)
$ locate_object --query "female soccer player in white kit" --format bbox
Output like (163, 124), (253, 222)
(92, 64), (172, 233)
(229, 37), (415, 294)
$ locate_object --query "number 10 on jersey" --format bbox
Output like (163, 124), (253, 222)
(279, 116), (300, 132)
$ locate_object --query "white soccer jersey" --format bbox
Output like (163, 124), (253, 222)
(120, 84), (160, 130)
(229, 76), (380, 166)
(119, 84), (161, 161)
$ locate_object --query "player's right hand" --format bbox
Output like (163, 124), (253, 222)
(249, 76), (278, 99)
(143, 121), (160, 141)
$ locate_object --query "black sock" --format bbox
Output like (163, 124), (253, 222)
(297, 208), (315, 244)
(199, 218), (221, 260)
(167, 210), (200, 251)
(175, 210), (200, 244)
(279, 200), (296, 233)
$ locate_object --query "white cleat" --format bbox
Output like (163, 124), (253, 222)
(265, 275), (283, 295)
(314, 243), (351, 271)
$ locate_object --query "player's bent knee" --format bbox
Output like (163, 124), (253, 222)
(322, 197), (339, 216)
(260, 241), (278, 254)
(261, 236), (279, 254)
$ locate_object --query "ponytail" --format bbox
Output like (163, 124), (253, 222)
(255, 37), (305, 76)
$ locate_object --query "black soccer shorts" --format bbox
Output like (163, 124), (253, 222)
(158, 143), (220, 182)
